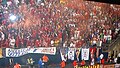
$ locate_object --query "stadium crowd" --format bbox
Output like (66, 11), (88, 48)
(0, 0), (120, 48)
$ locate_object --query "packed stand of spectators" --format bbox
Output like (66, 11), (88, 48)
(0, 0), (120, 48)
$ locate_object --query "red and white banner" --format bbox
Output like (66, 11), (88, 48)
(28, 47), (56, 55)
(81, 48), (89, 60)
(90, 47), (96, 65)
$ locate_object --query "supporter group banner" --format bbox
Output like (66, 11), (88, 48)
(28, 47), (56, 55)
(103, 64), (114, 68)
(115, 64), (120, 68)
(81, 48), (89, 60)
(6, 48), (30, 57)
(6, 47), (56, 57)
(68, 48), (75, 60)
(0, 48), (3, 58)
(60, 48), (68, 61)
(78, 64), (101, 68)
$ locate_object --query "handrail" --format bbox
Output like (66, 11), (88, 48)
(108, 35), (120, 51)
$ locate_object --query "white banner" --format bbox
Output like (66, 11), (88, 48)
(115, 64), (120, 68)
(81, 48), (89, 60)
(68, 48), (75, 60)
(6, 48), (30, 57)
(28, 47), (56, 55)
(6, 47), (56, 57)
(60, 48), (68, 61)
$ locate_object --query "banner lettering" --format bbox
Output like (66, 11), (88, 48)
(28, 47), (56, 55)
(104, 64), (114, 68)
(115, 64), (120, 68)
(81, 48), (89, 60)
(68, 48), (75, 60)
(6, 48), (30, 57)
(60, 48), (68, 61)
(6, 47), (56, 57)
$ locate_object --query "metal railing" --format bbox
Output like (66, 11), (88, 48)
(108, 35), (120, 52)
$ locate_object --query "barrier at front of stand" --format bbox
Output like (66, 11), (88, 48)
(103, 64), (114, 68)
(20, 65), (39, 68)
(18, 64), (120, 68)
(115, 64), (120, 68)
(77, 64), (117, 68)
(78, 64), (101, 68)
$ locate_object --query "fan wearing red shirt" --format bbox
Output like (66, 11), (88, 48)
(90, 47), (96, 54)
(58, 31), (62, 40)
(0, 0), (2, 3)
(14, 63), (21, 68)
(15, 36), (20, 48)
(101, 58), (105, 64)
(73, 60), (78, 68)
(4, 39), (9, 48)
(35, 39), (40, 47)
(60, 60), (66, 68)
(30, 0), (35, 6)
(32, 30), (37, 39)
(80, 59), (86, 66)
(26, 39), (31, 47)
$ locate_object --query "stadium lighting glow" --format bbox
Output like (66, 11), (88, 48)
(9, 15), (17, 21)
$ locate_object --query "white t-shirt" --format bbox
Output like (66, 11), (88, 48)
(107, 35), (112, 40)
(0, 32), (5, 40)
(51, 40), (54, 46)
(114, 58), (117, 63)
(93, 40), (96, 44)
(70, 42), (75, 47)
(10, 38), (15, 46)
(109, 30), (112, 35)
(115, 28), (119, 34)
(51, 40), (54, 45)
(99, 41), (102, 47)
(91, 58), (95, 65)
